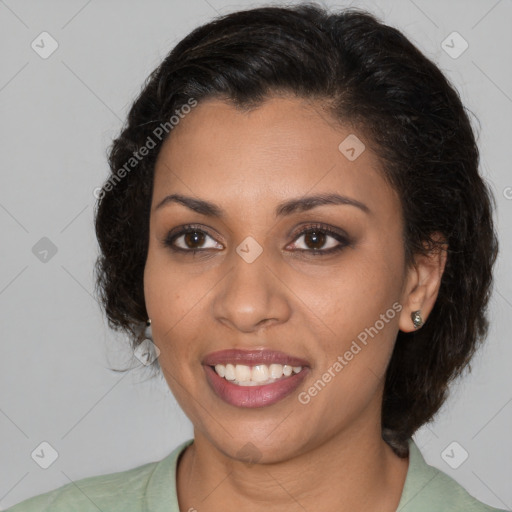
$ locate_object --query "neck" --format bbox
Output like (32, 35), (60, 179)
(177, 419), (409, 512)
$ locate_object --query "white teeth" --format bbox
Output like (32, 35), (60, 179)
(224, 363), (236, 381)
(252, 365), (269, 382)
(212, 363), (303, 385)
(269, 364), (283, 378)
(235, 364), (251, 382)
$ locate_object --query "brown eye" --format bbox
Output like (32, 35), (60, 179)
(183, 230), (206, 249)
(288, 223), (351, 255)
(303, 229), (327, 250)
(164, 225), (223, 253)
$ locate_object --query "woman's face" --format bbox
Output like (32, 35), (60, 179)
(144, 95), (419, 462)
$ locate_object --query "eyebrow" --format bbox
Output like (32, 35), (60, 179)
(154, 192), (370, 217)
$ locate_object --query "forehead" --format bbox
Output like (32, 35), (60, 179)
(152, 96), (399, 220)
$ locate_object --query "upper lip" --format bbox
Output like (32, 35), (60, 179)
(202, 349), (310, 368)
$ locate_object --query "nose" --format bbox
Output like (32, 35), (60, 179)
(211, 250), (292, 334)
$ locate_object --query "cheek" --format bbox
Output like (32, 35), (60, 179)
(143, 248), (226, 383)
(299, 265), (401, 424)
(144, 242), (208, 326)
(143, 251), (196, 358)
(143, 257), (204, 413)
(291, 247), (403, 377)
(298, 250), (402, 328)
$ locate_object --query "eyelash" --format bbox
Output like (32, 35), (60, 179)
(163, 223), (351, 257)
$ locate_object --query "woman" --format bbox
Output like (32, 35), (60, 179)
(7, 3), (505, 511)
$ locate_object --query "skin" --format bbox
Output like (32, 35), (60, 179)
(143, 95), (447, 512)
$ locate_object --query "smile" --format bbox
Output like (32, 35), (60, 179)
(212, 363), (302, 386)
(202, 348), (310, 407)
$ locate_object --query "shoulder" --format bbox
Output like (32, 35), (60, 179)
(5, 463), (156, 512)
(5, 439), (193, 512)
(398, 439), (507, 512)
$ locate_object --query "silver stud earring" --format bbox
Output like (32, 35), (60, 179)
(136, 318), (160, 366)
(411, 310), (423, 329)
(144, 318), (152, 340)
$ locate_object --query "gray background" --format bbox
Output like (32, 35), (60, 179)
(0, 0), (511, 509)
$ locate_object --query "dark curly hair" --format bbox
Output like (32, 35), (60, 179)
(93, 3), (498, 458)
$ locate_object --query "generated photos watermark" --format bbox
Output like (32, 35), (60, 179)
(298, 301), (403, 404)
(93, 97), (198, 200)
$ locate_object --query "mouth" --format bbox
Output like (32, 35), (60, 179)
(210, 362), (303, 386)
(202, 349), (310, 408)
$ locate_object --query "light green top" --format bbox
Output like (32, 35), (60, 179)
(6, 438), (507, 511)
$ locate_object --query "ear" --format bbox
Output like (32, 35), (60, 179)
(398, 232), (448, 333)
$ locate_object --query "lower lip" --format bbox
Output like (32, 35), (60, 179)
(204, 365), (309, 408)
